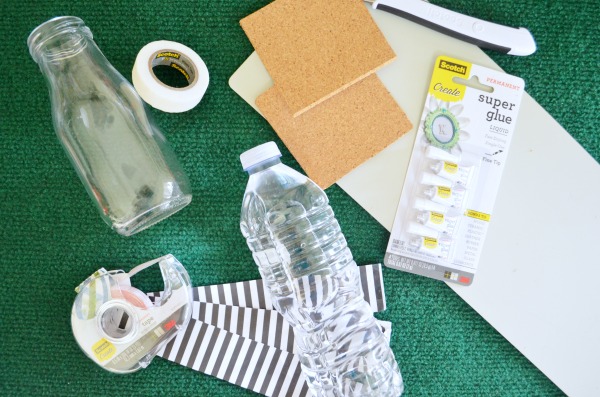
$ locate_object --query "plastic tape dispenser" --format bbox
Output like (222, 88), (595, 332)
(71, 254), (192, 373)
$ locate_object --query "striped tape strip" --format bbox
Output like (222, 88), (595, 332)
(158, 312), (393, 396)
(150, 264), (386, 312)
(150, 264), (389, 396)
(186, 301), (392, 353)
(159, 319), (310, 397)
(192, 302), (295, 352)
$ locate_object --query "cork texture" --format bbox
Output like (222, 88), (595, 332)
(241, 0), (396, 117)
(256, 75), (412, 189)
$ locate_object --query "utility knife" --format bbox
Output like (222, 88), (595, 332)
(366, 0), (536, 56)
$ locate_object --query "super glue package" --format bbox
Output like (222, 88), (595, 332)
(384, 56), (525, 285)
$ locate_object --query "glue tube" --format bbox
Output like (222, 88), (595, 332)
(425, 145), (461, 163)
(407, 223), (452, 259)
(409, 235), (452, 258)
(421, 172), (452, 188)
(408, 222), (441, 239)
(416, 210), (459, 234)
(430, 161), (473, 185)
(414, 197), (448, 214)
(424, 184), (467, 209)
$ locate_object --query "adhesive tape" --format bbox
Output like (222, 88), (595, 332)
(71, 255), (193, 373)
(115, 286), (153, 309)
(132, 40), (209, 113)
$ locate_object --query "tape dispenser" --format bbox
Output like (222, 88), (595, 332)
(71, 254), (192, 373)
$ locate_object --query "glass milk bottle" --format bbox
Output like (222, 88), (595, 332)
(28, 16), (191, 236)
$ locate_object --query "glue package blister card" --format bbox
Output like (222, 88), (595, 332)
(385, 56), (525, 285)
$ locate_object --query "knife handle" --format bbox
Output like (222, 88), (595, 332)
(371, 0), (536, 56)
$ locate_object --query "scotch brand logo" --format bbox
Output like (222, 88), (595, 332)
(439, 59), (467, 75)
(156, 51), (180, 59)
(170, 62), (190, 81)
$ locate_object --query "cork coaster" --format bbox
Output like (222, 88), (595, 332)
(241, 0), (396, 117)
(256, 75), (412, 189)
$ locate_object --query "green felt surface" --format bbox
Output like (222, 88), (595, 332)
(1, 0), (598, 396)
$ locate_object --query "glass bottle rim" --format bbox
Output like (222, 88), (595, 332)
(27, 16), (92, 63)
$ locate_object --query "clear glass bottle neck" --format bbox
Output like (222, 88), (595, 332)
(28, 16), (94, 65)
(246, 157), (282, 175)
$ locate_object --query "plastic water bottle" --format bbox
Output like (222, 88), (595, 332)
(239, 142), (403, 396)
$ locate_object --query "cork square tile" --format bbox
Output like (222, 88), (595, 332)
(241, 0), (396, 117)
(256, 75), (412, 189)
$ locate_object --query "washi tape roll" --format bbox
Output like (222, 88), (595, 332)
(132, 40), (209, 113)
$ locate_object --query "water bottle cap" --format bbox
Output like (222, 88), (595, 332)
(240, 142), (282, 170)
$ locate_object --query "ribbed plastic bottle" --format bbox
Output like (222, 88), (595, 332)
(240, 142), (403, 397)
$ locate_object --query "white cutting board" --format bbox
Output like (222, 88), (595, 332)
(229, 6), (600, 397)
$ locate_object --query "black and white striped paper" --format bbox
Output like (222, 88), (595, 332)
(186, 263), (387, 312)
(151, 264), (390, 397)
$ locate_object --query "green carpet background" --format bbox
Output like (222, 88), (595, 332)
(1, 0), (598, 395)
